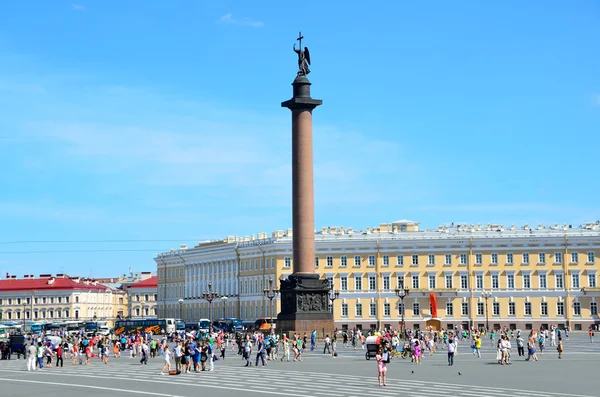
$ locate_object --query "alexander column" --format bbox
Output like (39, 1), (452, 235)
(278, 32), (333, 337)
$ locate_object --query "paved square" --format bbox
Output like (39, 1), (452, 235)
(0, 334), (597, 397)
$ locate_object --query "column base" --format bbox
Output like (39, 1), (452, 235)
(277, 274), (333, 337)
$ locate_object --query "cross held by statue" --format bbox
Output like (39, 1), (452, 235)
(297, 32), (304, 49)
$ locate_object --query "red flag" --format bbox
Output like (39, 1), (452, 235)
(429, 293), (438, 318)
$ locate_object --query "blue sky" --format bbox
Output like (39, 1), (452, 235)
(0, 1), (599, 277)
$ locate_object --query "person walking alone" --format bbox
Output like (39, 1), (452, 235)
(323, 335), (331, 354)
(375, 346), (388, 387)
(447, 336), (456, 366)
(26, 343), (37, 371)
(56, 344), (64, 368)
(160, 345), (171, 375)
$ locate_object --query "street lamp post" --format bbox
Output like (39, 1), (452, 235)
(221, 296), (228, 318)
(395, 282), (410, 339)
(481, 291), (492, 332)
(328, 289), (340, 330)
(178, 298), (184, 321)
(263, 278), (279, 334)
(201, 282), (219, 334)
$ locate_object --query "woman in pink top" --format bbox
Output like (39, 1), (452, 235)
(413, 340), (422, 365)
(375, 346), (388, 386)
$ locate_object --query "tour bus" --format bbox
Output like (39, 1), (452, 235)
(175, 319), (186, 332)
(198, 318), (211, 333)
(64, 321), (84, 335)
(0, 324), (23, 339)
(213, 317), (243, 333)
(44, 323), (62, 335)
(114, 318), (177, 335)
(23, 323), (44, 334)
(254, 318), (276, 332)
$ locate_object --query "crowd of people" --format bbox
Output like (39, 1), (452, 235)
(1, 323), (576, 379)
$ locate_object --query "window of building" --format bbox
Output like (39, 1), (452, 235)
(341, 304), (348, 317)
(476, 274), (483, 289)
(571, 252), (579, 263)
(491, 253), (498, 264)
(554, 252), (563, 264)
(445, 254), (452, 265)
(412, 303), (420, 316)
(341, 276), (348, 291)
(370, 303), (376, 317)
(507, 253), (514, 264)
(460, 274), (468, 289)
(477, 302), (484, 316)
(327, 276), (334, 290)
(591, 302), (598, 316)
(328, 303), (333, 313)
(368, 275), (376, 291)
(557, 302), (564, 316)
(412, 274), (420, 289)
(368, 255), (376, 267)
(588, 252), (595, 264)
(573, 302), (581, 316)
(446, 302), (454, 317)
(492, 302), (500, 316)
(397, 275), (405, 289)
(144, 294), (149, 301)
(429, 274), (436, 289)
(539, 253), (546, 264)
(355, 276), (362, 291)
(523, 273), (531, 289)
(354, 256), (361, 267)
(57, 297), (62, 303)
(340, 256), (347, 268)
(428, 255), (435, 266)
(315, 257), (320, 268)
(284, 257), (291, 268)
(556, 273), (564, 289)
(75, 296), (79, 303)
(539, 273), (547, 289)
(397, 255), (404, 267)
(523, 252), (530, 264)
(382, 255), (389, 267)
(445, 274), (453, 289)
(524, 302), (532, 316)
(572, 273), (580, 289)
(461, 302), (469, 316)
(541, 302), (548, 316)
(507, 274), (515, 289)
(412, 255), (419, 266)
(384, 303), (390, 316)
(475, 253), (482, 265)
(491, 274), (499, 289)
(508, 302), (516, 316)
(383, 276), (390, 291)
(460, 254), (467, 265)
(356, 303), (362, 317)
(589, 273), (597, 288)
(42, 297), (46, 304)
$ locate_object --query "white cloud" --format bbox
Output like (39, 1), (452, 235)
(218, 13), (263, 28)
(72, 4), (85, 11)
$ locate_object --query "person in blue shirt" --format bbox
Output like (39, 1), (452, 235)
(311, 330), (317, 351)
(255, 335), (267, 366)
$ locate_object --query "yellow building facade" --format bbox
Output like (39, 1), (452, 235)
(156, 221), (600, 332)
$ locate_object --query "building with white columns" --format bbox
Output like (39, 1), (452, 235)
(156, 221), (600, 332)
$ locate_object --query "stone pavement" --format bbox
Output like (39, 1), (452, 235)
(0, 333), (597, 397)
